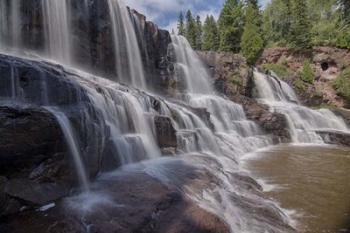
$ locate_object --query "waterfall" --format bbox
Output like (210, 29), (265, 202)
(0, 1), (298, 231)
(42, 0), (72, 64)
(168, 35), (294, 232)
(254, 71), (349, 143)
(107, 0), (146, 89)
(0, 0), (21, 51)
(45, 107), (90, 192)
(172, 35), (213, 94)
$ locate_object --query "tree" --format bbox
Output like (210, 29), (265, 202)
(218, 0), (244, 52)
(177, 12), (185, 36)
(338, 0), (350, 23)
(195, 15), (203, 50)
(185, 10), (197, 48)
(290, 0), (311, 48)
(262, 0), (292, 45)
(241, 2), (264, 65)
(202, 15), (220, 51)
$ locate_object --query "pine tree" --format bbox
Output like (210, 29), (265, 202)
(202, 15), (220, 51)
(338, 0), (350, 22)
(218, 0), (244, 52)
(195, 15), (203, 50)
(177, 12), (185, 36)
(290, 0), (311, 48)
(185, 10), (197, 48)
(241, 2), (264, 65)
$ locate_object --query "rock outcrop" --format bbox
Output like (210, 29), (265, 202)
(198, 51), (291, 142)
(258, 47), (350, 108)
(198, 51), (254, 97)
(316, 130), (350, 147)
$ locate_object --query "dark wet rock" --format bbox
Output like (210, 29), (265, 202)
(316, 130), (350, 147)
(333, 108), (350, 127)
(132, 10), (175, 94)
(154, 116), (177, 148)
(197, 51), (253, 97)
(1, 1), (175, 92)
(1, 162), (232, 233)
(232, 95), (291, 143)
(5, 179), (69, 206)
(0, 106), (64, 176)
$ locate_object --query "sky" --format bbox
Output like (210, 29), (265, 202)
(124, 0), (270, 31)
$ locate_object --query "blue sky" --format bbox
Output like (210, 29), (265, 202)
(124, 0), (270, 31)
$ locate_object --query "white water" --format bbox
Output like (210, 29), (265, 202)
(0, 2), (299, 231)
(45, 107), (90, 192)
(254, 71), (349, 143)
(107, 0), (146, 89)
(42, 0), (72, 64)
(168, 35), (293, 232)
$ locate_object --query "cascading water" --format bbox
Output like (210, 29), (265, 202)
(168, 35), (294, 232)
(254, 71), (349, 143)
(107, 0), (146, 89)
(42, 0), (72, 64)
(45, 107), (90, 192)
(0, 1), (299, 231)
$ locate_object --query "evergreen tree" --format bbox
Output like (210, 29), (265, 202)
(218, 0), (244, 52)
(177, 12), (185, 36)
(241, 2), (264, 65)
(185, 10), (197, 48)
(195, 15), (203, 50)
(263, 0), (292, 45)
(202, 15), (220, 51)
(338, 0), (350, 22)
(290, 0), (311, 48)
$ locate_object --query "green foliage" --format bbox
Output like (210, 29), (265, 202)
(218, 0), (244, 52)
(262, 63), (289, 77)
(333, 68), (350, 103)
(177, 12), (185, 36)
(336, 26), (350, 49)
(185, 10), (197, 48)
(293, 78), (306, 91)
(298, 60), (315, 84)
(241, 2), (264, 65)
(263, 0), (292, 44)
(195, 16), (203, 50)
(202, 15), (220, 51)
(338, 0), (350, 23)
(290, 0), (312, 48)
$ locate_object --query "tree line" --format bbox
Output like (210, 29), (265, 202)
(177, 0), (350, 65)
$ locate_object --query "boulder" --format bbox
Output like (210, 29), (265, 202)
(316, 130), (350, 147)
(0, 106), (64, 175)
(154, 116), (177, 149)
(5, 179), (69, 206)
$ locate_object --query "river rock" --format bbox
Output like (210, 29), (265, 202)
(5, 179), (69, 206)
(154, 116), (177, 149)
(316, 130), (350, 147)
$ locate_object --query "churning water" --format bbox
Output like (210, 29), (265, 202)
(254, 71), (349, 143)
(0, 1), (349, 233)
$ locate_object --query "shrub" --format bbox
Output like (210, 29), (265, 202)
(299, 60), (315, 84)
(262, 63), (289, 78)
(336, 27), (350, 49)
(333, 68), (350, 103)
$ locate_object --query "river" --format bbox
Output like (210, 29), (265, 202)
(243, 144), (350, 233)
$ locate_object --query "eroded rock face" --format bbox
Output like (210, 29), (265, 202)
(258, 47), (350, 108)
(317, 130), (350, 147)
(154, 116), (177, 149)
(197, 51), (254, 97)
(0, 107), (64, 175)
(1, 1), (175, 91)
(0, 161), (232, 233)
